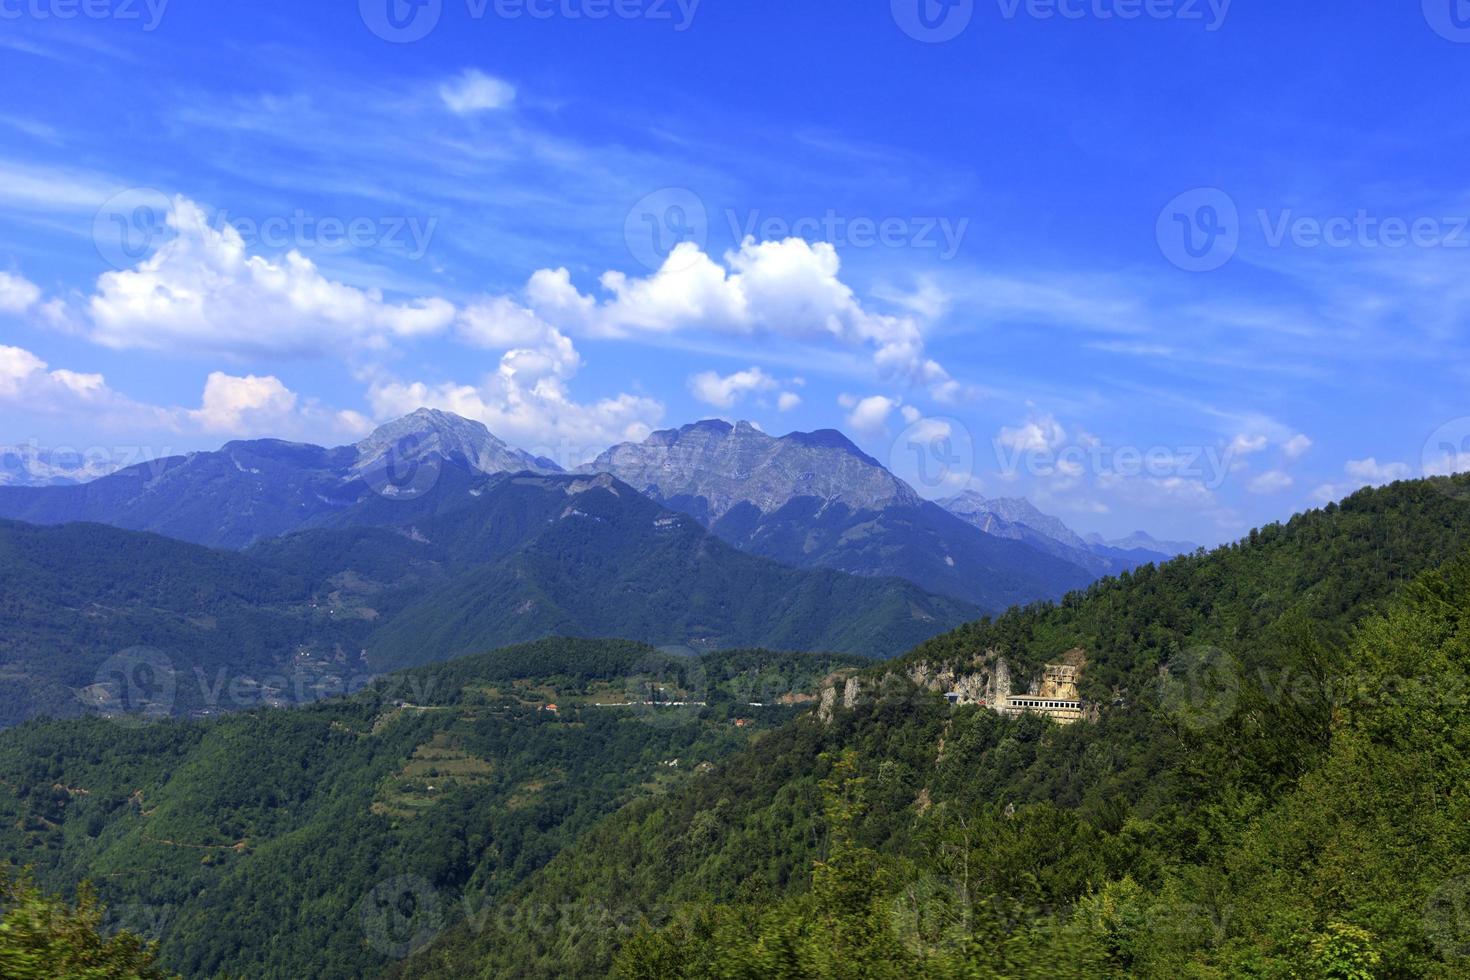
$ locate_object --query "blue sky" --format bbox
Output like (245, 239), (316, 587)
(1, 0), (1468, 544)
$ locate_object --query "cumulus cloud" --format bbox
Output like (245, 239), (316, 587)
(1282, 433), (1312, 460)
(688, 367), (778, 408)
(527, 238), (955, 395)
(191, 372), (371, 439)
(777, 391), (802, 411)
(0, 343), (169, 428)
(439, 69), (517, 114)
(0, 271), (40, 314)
(0, 344), (366, 442)
(86, 197), (455, 356)
(1229, 433), (1269, 456)
(367, 374), (661, 465)
(1248, 470), (1294, 494)
(1345, 458), (1411, 483)
(997, 414), (1068, 454)
(1312, 457), (1412, 503)
(1424, 439), (1470, 478)
(845, 394), (899, 434)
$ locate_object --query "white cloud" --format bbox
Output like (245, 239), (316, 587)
(1282, 433), (1312, 460)
(688, 367), (777, 408)
(0, 272), (40, 314)
(997, 414), (1067, 454)
(0, 344), (366, 442)
(1345, 457), (1410, 483)
(1229, 433), (1269, 456)
(906, 417), (953, 444)
(1312, 457), (1413, 503)
(528, 237), (954, 394)
(1424, 441), (1470, 478)
(186, 371), (372, 440)
(0, 343), (166, 427)
(1248, 470), (1294, 494)
(368, 375), (661, 466)
(845, 394), (899, 434)
(777, 391), (801, 412)
(439, 69), (517, 114)
(86, 196), (455, 356)
(187, 372), (297, 434)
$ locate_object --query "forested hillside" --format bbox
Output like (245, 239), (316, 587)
(0, 641), (860, 979)
(394, 475), (1470, 978)
(0, 473), (975, 726)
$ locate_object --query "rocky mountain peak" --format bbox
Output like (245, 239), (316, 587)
(353, 409), (561, 478)
(580, 419), (918, 520)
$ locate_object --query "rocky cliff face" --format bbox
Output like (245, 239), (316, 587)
(352, 408), (560, 479)
(581, 419), (919, 521)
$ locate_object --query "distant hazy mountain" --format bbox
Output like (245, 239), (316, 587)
(1086, 529), (1199, 557)
(583, 420), (1095, 611)
(0, 470), (977, 725)
(0, 445), (125, 487)
(938, 490), (1176, 576)
(0, 409), (560, 548)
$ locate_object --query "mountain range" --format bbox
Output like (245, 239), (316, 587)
(938, 489), (1192, 578)
(0, 466), (978, 727)
(0, 410), (1178, 607)
(0, 444), (125, 487)
(580, 419), (1118, 609)
(0, 409), (1192, 728)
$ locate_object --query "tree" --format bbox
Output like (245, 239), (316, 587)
(0, 869), (177, 979)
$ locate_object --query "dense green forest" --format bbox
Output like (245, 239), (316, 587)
(8, 476), (1470, 977)
(0, 640), (861, 978)
(392, 475), (1470, 977)
(0, 474), (976, 727)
